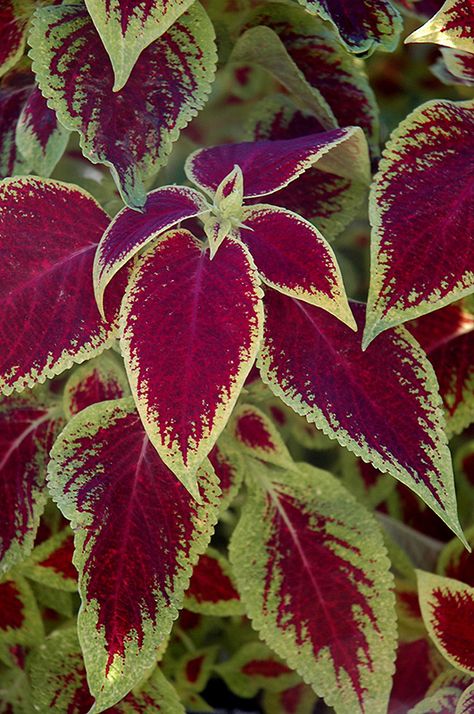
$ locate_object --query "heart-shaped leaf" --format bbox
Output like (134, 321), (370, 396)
(120, 229), (263, 497)
(30, 2), (217, 208)
(47, 397), (220, 710)
(230, 460), (397, 713)
(259, 293), (465, 542)
(364, 99), (474, 347)
(0, 177), (125, 395)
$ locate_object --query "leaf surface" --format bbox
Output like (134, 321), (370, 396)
(30, 2), (216, 208)
(63, 352), (129, 419)
(229, 461), (397, 713)
(259, 293), (465, 542)
(0, 0), (34, 77)
(48, 397), (220, 710)
(120, 229), (263, 496)
(364, 99), (474, 346)
(406, 0), (474, 52)
(0, 177), (124, 394)
(184, 547), (243, 616)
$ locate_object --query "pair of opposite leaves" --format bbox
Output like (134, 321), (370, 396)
(1, 99), (473, 539)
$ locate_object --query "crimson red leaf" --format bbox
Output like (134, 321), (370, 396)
(184, 547), (242, 616)
(94, 185), (210, 316)
(406, 0), (474, 52)
(0, 1), (34, 77)
(364, 99), (474, 346)
(0, 73), (31, 178)
(208, 441), (244, 512)
(185, 127), (368, 201)
(63, 353), (129, 419)
(231, 403), (293, 469)
(230, 461), (397, 712)
(30, 2), (217, 208)
(0, 577), (43, 666)
(0, 388), (64, 578)
(47, 397), (220, 710)
(258, 292), (465, 542)
(0, 177), (125, 395)
(215, 642), (298, 698)
(120, 229), (263, 497)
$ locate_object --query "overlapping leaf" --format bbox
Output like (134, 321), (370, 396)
(364, 99), (474, 346)
(208, 441), (244, 512)
(94, 186), (210, 316)
(240, 3), (379, 150)
(30, 2), (217, 208)
(230, 461), (397, 713)
(0, 387), (64, 578)
(48, 397), (221, 710)
(417, 571), (474, 675)
(437, 527), (474, 587)
(16, 86), (70, 177)
(28, 627), (185, 713)
(239, 204), (356, 326)
(247, 95), (369, 239)
(85, 0), (194, 91)
(21, 529), (77, 591)
(120, 229), (263, 497)
(185, 126), (369, 201)
(0, 576), (43, 666)
(63, 352), (129, 419)
(0, 0), (35, 77)
(0, 71), (31, 178)
(433, 47), (474, 85)
(184, 547), (243, 616)
(406, 0), (474, 52)
(294, 0), (402, 54)
(0, 177), (125, 395)
(259, 294), (465, 542)
(231, 403), (293, 469)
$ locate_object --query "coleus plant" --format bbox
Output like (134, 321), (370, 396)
(0, 0), (474, 713)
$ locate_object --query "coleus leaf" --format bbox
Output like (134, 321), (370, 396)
(93, 185), (209, 317)
(408, 306), (474, 436)
(63, 352), (129, 419)
(0, 72), (31, 178)
(30, 2), (217, 208)
(437, 526), (474, 587)
(21, 529), (77, 592)
(0, 576), (43, 667)
(84, 0), (194, 91)
(215, 642), (299, 698)
(185, 126), (370, 201)
(406, 0), (474, 52)
(396, 0), (444, 20)
(120, 229), (263, 498)
(47, 397), (221, 710)
(240, 204), (356, 327)
(364, 99), (474, 347)
(28, 627), (185, 713)
(247, 95), (369, 239)
(0, 387), (64, 578)
(0, 177), (127, 395)
(15, 86), (70, 177)
(410, 687), (468, 714)
(229, 460), (397, 712)
(174, 646), (217, 694)
(242, 3), (380, 151)
(184, 547), (243, 616)
(388, 638), (439, 713)
(230, 403), (293, 469)
(258, 294), (465, 542)
(457, 682), (474, 714)
(262, 682), (317, 714)
(294, 0), (403, 55)
(417, 571), (474, 675)
(0, 0), (35, 78)
(208, 440), (244, 512)
(432, 47), (474, 85)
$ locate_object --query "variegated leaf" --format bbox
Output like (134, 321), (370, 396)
(364, 99), (474, 347)
(0, 0), (35, 78)
(63, 352), (129, 419)
(239, 204), (356, 327)
(93, 186), (210, 317)
(406, 0), (474, 53)
(433, 47), (474, 85)
(28, 627), (185, 713)
(259, 294), (465, 543)
(15, 86), (70, 177)
(229, 460), (397, 713)
(0, 177), (125, 394)
(208, 440), (244, 512)
(0, 576), (43, 667)
(184, 547), (243, 616)
(185, 126), (370, 202)
(174, 646), (217, 694)
(457, 682), (474, 714)
(85, 0), (193, 91)
(120, 229), (263, 498)
(0, 388), (64, 578)
(0, 71), (31, 178)
(417, 571), (474, 675)
(230, 403), (293, 469)
(21, 529), (77, 592)
(47, 397), (220, 710)
(30, 2), (217, 208)
(247, 95), (369, 239)
(437, 526), (474, 588)
(295, 0), (402, 55)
